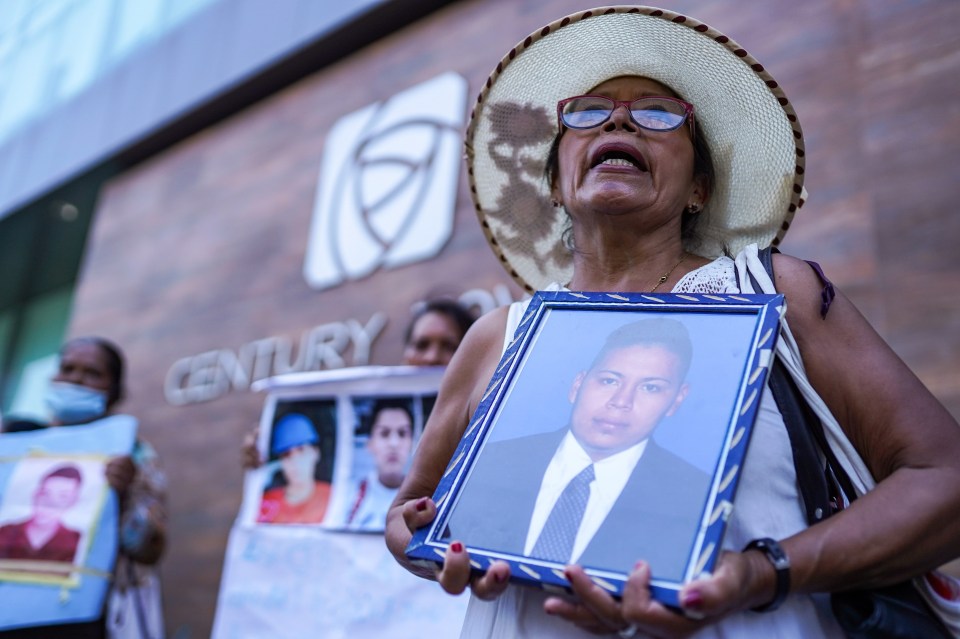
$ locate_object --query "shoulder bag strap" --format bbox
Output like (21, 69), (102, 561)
(746, 248), (955, 638)
(750, 247), (835, 524)
(753, 246), (855, 520)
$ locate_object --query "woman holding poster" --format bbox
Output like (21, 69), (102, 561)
(1, 336), (167, 639)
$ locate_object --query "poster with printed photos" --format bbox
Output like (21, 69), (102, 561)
(238, 366), (444, 532)
(216, 366), (468, 639)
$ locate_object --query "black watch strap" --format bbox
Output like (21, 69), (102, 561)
(744, 537), (790, 612)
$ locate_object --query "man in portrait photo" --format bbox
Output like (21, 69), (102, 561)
(0, 464), (84, 568)
(445, 318), (711, 580)
(344, 397), (416, 531)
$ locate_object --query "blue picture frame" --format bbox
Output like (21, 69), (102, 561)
(406, 290), (784, 607)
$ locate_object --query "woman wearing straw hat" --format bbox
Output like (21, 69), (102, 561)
(386, 6), (960, 638)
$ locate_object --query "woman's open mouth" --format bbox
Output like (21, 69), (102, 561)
(590, 143), (648, 172)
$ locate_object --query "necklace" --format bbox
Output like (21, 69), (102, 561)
(649, 255), (686, 293)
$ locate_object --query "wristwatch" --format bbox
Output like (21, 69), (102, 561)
(743, 537), (790, 612)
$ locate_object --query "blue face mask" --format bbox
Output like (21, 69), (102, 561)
(45, 381), (108, 425)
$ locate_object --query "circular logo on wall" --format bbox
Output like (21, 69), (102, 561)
(303, 72), (468, 290)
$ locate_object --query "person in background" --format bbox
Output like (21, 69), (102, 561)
(345, 398), (415, 531)
(241, 297), (475, 470)
(402, 298), (476, 367)
(256, 413), (331, 525)
(0, 336), (167, 639)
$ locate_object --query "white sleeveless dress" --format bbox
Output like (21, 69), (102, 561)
(459, 256), (846, 639)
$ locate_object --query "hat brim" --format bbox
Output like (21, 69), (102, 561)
(466, 6), (805, 292)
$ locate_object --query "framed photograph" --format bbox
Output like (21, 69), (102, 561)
(406, 290), (783, 607)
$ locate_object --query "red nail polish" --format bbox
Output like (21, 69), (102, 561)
(415, 498), (428, 512)
(681, 589), (703, 609)
(451, 542), (463, 553)
(495, 572), (507, 583)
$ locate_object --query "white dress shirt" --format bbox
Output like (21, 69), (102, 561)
(523, 430), (647, 563)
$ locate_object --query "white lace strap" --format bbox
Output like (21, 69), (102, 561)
(734, 245), (874, 497)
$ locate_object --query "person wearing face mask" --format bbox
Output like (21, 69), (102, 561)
(1, 336), (167, 639)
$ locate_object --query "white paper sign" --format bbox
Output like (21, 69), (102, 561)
(212, 367), (468, 638)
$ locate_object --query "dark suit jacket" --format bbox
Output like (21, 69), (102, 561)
(445, 428), (711, 581)
(0, 520), (81, 563)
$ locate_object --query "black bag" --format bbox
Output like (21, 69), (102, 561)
(755, 247), (952, 639)
(830, 583), (953, 639)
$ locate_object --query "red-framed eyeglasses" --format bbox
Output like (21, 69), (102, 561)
(557, 95), (695, 136)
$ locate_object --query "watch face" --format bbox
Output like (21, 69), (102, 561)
(746, 538), (790, 612)
(762, 539), (789, 568)
(748, 539), (790, 570)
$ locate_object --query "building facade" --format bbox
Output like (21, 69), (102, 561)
(1, 0), (958, 635)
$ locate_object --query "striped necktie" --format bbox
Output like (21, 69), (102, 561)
(530, 464), (595, 563)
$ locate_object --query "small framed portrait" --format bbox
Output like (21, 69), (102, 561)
(0, 456), (107, 584)
(406, 290), (783, 607)
(256, 398), (338, 526)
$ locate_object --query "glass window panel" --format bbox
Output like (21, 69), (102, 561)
(3, 285), (73, 420)
(55, 0), (112, 101)
(110, 0), (164, 62)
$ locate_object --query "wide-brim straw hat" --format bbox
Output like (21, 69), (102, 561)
(465, 6), (806, 293)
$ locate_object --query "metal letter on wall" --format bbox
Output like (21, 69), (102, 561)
(303, 72), (468, 290)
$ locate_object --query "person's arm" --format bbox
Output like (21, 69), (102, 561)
(118, 439), (168, 565)
(545, 254), (960, 635)
(241, 426), (262, 469)
(769, 253), (960, 592)
(106, 455), (136, 495)
(671, 255), (960, 619)
(385, 306), (513, 595)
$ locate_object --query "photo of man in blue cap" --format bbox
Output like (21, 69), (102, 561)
(257, 413), (331, 524)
